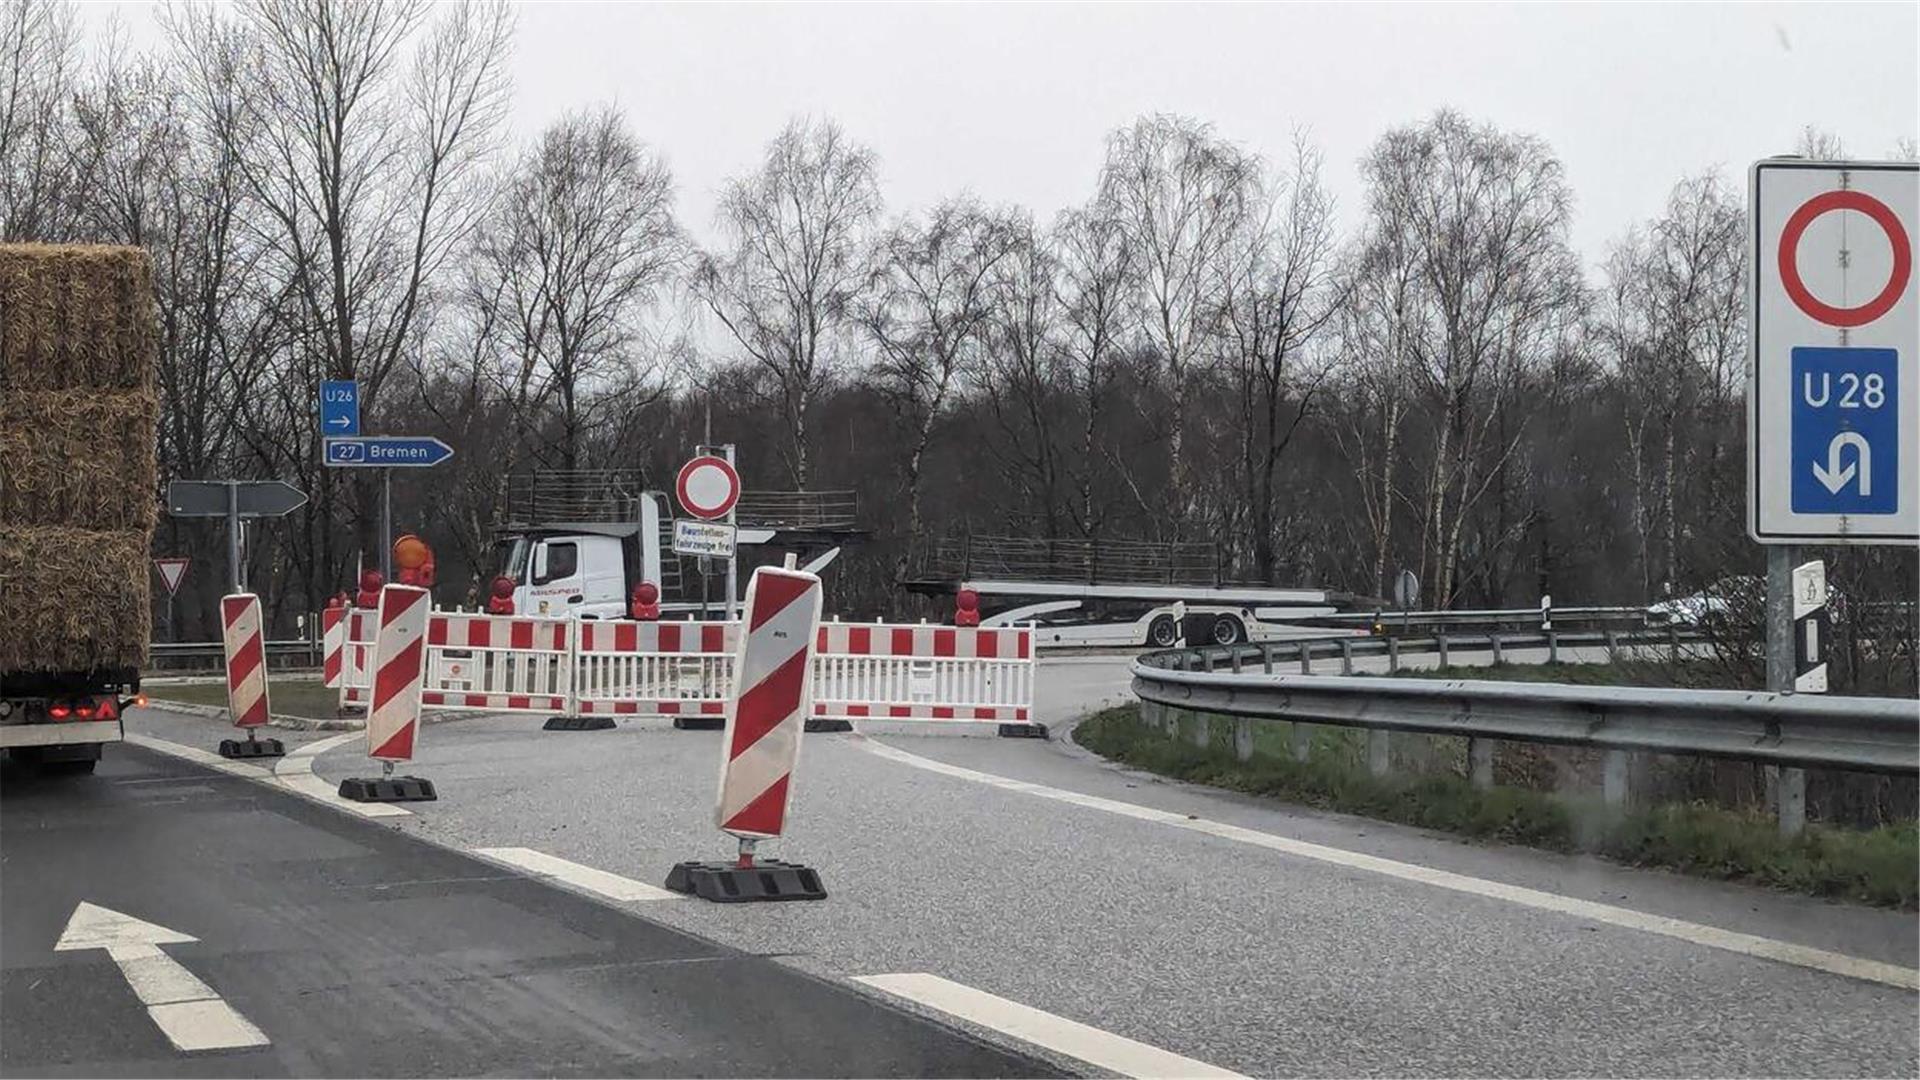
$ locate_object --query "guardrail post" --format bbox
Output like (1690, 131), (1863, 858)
(1667, 624), (1681, 662)
(1191, 712), (1211, 749)
(1778, 768), (1806, 837)
(1387, 638), (1400, 673)
(1605, 630), (1620, 662)
(1233, 718), (1254, 762)
(1547, 631), (1560, 664)
(1290, 723), (1311, 763)
(1299, 644), (1313, 675)
(1230, 649), (1242, 674)
(1436, 634), (1450, 668)
(1490, 633), (1504, 666)
(1340, 640), (1353, 675)
(1603, 750), (1630, 810)
(1367, 730), (1390, 777)
(1261, 644), (1274, 674)
(1467, 738), (1494, 789)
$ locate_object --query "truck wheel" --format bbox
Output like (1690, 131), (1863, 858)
(1147, 616), (1178, 648)
(44, 759), (97, 776)
(1210, 615), (1245, 646)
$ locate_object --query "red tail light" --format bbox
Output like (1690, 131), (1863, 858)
(95, 697), (118, 720)
(75, 701), (95, 718)
(48, 703), (71, 720)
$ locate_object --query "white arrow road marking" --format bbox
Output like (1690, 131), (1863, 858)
(55, 902), (268, 1052)
(1813, 431), (1872, 495)
(855, 973), (1245, 1079)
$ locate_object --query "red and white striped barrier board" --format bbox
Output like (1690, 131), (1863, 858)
(365, 585), (431, 761)
(220, 593), (270, 728)
(421, 611), (572, 713)
(811, 622), (1033, 723)
(715, 566), (823, 838)
(574, 619), (737, 717)
(321, 606), (346, 690)
(340, 608), (377, 707)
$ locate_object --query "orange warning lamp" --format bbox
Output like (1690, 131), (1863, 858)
(355, 569), (384, 609)
(630, 581), (660, 621)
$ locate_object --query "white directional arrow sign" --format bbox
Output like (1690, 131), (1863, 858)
(55, 902), (269, 1052)
(1812, 431), (1871, 496)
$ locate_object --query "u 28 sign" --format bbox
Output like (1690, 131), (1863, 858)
(1749, 159), (1918, 544)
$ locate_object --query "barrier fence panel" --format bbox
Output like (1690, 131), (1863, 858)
(336, 611), (1037, 725)
(811, 623), (1034, 722)
(574, 620), (737, 717)
(422, 612), (573, 714)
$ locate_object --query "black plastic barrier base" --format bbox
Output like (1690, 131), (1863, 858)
(338, 776), (438, 802)
(544, 715), (616, 732)
(804, 718), (853, 734)
(671, 716), (726, 731)
(218, 736), (285, 759)
(997, 722), (1049, 740)
(664, 859), (827, 903)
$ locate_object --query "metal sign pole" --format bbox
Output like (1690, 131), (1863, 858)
(226, 482), (243, 593)
(1764, 544), (1805, 835)
(723, 443), (738, 620)
(381, 470), (393, 582)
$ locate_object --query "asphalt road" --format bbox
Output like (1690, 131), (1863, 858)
(0, 744), (1055, 1078)
(18, 652), (1917, 1077)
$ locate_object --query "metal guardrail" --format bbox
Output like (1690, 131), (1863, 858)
(149, 639), (321, 670)
(1130, 632), (1920, 775)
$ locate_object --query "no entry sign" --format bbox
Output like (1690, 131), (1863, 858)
(1749, 160), (1918, 544)
(676, 455), (740, 521)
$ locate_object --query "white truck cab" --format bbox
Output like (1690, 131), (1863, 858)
(491, 494), (669, 619)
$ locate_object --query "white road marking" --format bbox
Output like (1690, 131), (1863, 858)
(856, 738), (1920, 992)
(855, 973), (1244, 1079)
(55, 902), (269, 1052)
(474, 847), (684, 902)
(274, 732), (413, 819)
(121, 734), (273, 779)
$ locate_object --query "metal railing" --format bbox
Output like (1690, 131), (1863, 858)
(735, 490), (861, 531)
(1130, 632), (1920, 777)
(148, 639), (321, 671)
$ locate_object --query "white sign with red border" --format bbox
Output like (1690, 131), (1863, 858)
(154, 557), (190, 596)
(1749, 159), (1917, 544)
(676, 455), (741, 521)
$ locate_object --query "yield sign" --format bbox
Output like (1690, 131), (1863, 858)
(154, 557), (190, 596)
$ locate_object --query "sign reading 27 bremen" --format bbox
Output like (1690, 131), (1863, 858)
(323, 437), (454, 468)
(1749, 159), (1917, 544)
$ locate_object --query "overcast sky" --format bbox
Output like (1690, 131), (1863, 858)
(85, 2), (1917, 272)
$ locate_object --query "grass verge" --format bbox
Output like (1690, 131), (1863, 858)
(1075, 705), (1917, 909)
(150, 679), (341, 720)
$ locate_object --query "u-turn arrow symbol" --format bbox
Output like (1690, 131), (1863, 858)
(1812, 431), (1871, 496)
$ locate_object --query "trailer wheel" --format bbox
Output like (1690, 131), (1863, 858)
(1209, 615), (1245, 646)
(1146, 616), (1178, 648)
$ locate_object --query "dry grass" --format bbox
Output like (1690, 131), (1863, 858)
(0, 526), (150, 672)
(0, 244), (156, 392)
(0, 389), (159, 529)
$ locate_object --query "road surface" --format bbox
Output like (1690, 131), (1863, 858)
(5, 654), (1914, 1077)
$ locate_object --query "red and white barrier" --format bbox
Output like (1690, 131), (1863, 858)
(321, 606), (346, 692)
(422, 611), (572, 713)
(716, 565), (823, 838)
(574, 619), (736, 717)
(365, 585), (431, 761)
(811, 622), (1034, 723)
(220, 593), (270, 728)
(340, 608), (377, 708)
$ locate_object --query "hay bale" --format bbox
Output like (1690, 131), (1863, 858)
(0, 244), (156, 393)
(0, 526), (151, 673)
(0, 389), (159, 530)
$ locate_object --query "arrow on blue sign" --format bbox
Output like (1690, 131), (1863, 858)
(319, 380), (360, 436)
(1790, 347), (1897, 515)
(323, 436), (453, 468)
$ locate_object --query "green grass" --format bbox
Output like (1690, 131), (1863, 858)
(150, 679), (343, 720)
(1392, 660), (1710, 687)
(1076, 705), (1918, 908)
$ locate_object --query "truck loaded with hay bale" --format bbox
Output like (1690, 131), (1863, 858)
(0, 244), (160, 774)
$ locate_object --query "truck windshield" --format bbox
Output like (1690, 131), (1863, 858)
(495, 537), (530, 580)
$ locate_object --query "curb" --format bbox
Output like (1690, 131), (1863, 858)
(143, 697), (474, 731)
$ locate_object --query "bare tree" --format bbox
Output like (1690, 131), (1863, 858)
(860, 197), (1019, 540)
(1359, 110), (1583, 606)
(1211, 136), (1341, 582)
(1098, 113), (1257, 534)
(477, 106), (683, 471)
(0, 0), (80, 240)
(695, 117), (881, 488)
(1051, 203), (1133, 538)
(979, 215), (1067, 538)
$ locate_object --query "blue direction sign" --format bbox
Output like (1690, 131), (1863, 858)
(1790, 347), (1897, 515)
(319, 380), (360, 436)
(323, 437), (453, 468)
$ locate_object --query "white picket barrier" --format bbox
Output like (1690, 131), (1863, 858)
(573, 620), (737, 719)
(337, 610), (1035, 725)
(811, 622), (1035, 723)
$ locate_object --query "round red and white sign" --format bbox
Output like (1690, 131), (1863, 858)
(1778, 189), (1912, 329)
(676, 455), (740, 520)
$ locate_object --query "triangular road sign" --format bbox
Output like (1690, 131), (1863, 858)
(154, 557), (190, 596)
